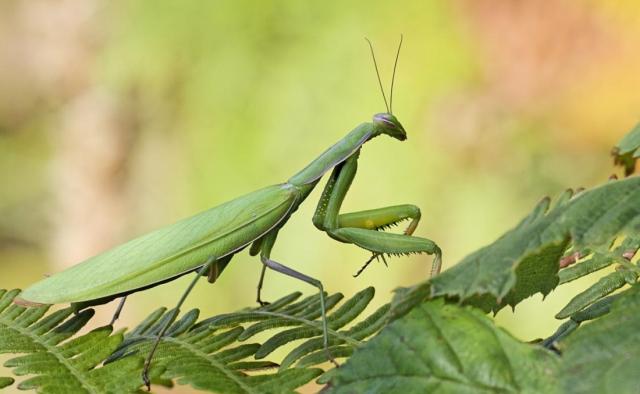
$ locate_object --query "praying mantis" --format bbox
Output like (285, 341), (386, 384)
(16, 37), (442, 387)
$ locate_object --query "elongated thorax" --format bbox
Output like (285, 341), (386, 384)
(288, 122), (374, 186)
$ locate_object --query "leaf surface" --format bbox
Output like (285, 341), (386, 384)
(557, 285), (640, 393)
(328, 299), (559, 393)
(393, 177), (640, 317)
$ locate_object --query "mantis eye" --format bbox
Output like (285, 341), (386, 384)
(373, 113), (397, 129)
(373, 113), (406, 141)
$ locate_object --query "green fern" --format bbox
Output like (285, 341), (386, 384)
(110, 287), (387, 386)
(536, 237), (640, 347)
(106, 305), (323, 393)
(0, 376), (14, 389)
(199, 286), (388, 369)
(1, 287), (386, 393)
(0, 289), (148, 393)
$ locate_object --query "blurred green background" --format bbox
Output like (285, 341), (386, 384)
(1, 0), (640, 391)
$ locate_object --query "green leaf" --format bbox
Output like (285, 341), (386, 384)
(392, 177), (640, 317)
(613, 122), (640, 175)
(558, 284), (640, 393)
(0, 377), (14, 389)
(329, 286), (640, 393)
(328, 299), (559, 393)
(0, 289), (147, 394)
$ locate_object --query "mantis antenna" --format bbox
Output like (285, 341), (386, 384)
(389, 34), (403, 114)
(365, 37), (390, 113)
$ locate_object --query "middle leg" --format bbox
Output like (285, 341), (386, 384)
(257, 227), (337, 366)
(260, 255), (337, 367)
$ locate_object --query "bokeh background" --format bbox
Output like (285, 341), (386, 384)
(1, 1), (640, 392)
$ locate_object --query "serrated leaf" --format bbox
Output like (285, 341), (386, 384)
(328, 299), (559, 393)
(613, 122), (640, 175)
(0, 289), (147, 394)
(557, 284), (640, 393)
(392, 177), (640, 317)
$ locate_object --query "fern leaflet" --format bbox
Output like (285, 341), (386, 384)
(0, 289), (147, 393)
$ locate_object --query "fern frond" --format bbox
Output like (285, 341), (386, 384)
(0, 289), (147, 393)
(106, 304), (323, 393)
(542, 293), (621, 348)
(559, 251), (614, 284)
(246, 287), (383, 367)
(1, 286), (387, 393)
(278, 300), (390, 370)
(109, 286), (385, 391)
(552, 236), (640, 325)
(559, 237), (640, 285)
(556, 269), (637, 319)
(191, 287), (386, 369)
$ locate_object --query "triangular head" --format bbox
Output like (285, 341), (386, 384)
(372, 112), (406, 141)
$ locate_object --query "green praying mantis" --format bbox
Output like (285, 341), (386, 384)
(16, 37), (442, 388)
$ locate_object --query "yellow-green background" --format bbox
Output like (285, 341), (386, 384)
(1, 1), (640, 392)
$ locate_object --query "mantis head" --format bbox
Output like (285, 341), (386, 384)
(373, 113), (406, 141)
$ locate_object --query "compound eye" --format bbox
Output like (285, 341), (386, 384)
(374, 113), (396, 128)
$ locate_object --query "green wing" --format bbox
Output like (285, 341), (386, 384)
(19, 184), (297, 304)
